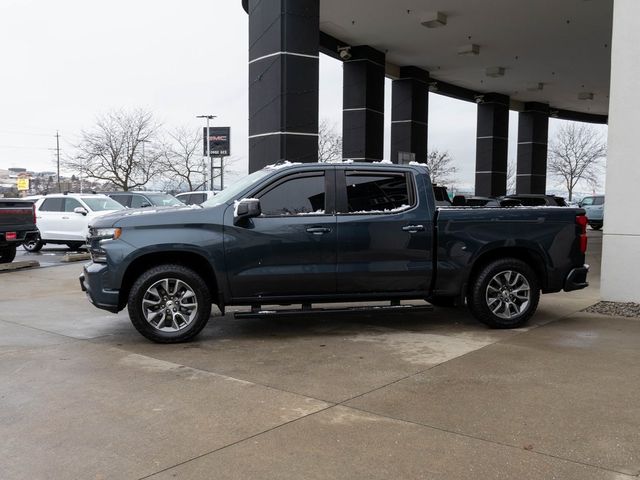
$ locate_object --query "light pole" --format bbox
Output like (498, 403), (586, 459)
(196, 114), (217, 191)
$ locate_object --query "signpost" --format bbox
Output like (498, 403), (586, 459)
(203, 127), (230, 191)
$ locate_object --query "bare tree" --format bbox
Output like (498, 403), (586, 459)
(548, 123), (607, 201)
(66, 109), (162, 191)
(318, 119), (342, 162)
(159, 127), (205, 192)
(425, 149), (457, 185)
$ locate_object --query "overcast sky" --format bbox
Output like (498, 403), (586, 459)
(0, 0), (607, 192)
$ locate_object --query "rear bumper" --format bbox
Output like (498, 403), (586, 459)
(0, 229), (39, 247)
(564, 264), (589, 292)
(80, 262), (120, 313)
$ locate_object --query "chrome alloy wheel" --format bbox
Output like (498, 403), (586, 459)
(142, 278), (198, 332)
(485, 270), (530, 320)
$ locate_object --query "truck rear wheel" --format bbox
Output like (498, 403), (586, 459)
(0, 245), (17, 263)
(468, 258), (540, 329)
(128, 264), (212, 343)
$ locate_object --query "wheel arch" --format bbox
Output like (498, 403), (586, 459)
(118, 251), (221, 311)
(466, 246), (548, 295)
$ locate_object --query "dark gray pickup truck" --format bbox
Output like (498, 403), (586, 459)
(0, 199), (38, 263)
(81, 162), (589, 343)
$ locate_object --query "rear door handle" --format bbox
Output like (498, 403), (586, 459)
(306, 227), (331, 235)
(402, 224), (425, 233)
(61, 216), (69, 220)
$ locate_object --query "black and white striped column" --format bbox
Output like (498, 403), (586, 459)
(391, 67), (429, 163)
(516, 102), (549, 194)
(475, 93), (510, 196)
(247, 0), (319, 172)
(342, 46), (386, 162)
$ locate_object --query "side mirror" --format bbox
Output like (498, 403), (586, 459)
(234, 198), (261, 225)
(74, 207), (88, 216)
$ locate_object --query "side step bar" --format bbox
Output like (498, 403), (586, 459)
(234, 302), (433, 319)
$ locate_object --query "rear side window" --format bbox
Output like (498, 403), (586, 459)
(191, 193), (206, 204)
(110, 195), (131, 207)
(345, 172), (412, 213)
(39, 198), (64, 212)
(258, 174), (326, 216)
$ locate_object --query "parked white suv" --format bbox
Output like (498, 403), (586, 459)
(24, 194), (124, 252)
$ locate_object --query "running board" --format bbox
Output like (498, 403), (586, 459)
(234, 303), (433, 319)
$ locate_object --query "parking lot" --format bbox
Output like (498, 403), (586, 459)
(2, 230), (639, 479)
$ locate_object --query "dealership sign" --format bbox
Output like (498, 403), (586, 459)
(17, 178), (29, 191)
(203, 127), (231, 156)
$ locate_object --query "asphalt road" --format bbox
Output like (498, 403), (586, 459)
(15, 244), (88, 267)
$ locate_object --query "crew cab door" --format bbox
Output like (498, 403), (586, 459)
(335, 168), (433, 294)
(224, 169), (337, 299)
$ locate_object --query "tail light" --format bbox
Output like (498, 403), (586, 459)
(576, 214), (588, 253)
(32, 203), (37, 225)
(6, 232), (16, 241)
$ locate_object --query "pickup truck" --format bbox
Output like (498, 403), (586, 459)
(0, 199), (39, 263)
(81, 162), (589, 343)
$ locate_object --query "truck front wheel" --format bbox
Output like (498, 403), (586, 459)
(128, 264), (212, 343)
(468, 258), (540, 329)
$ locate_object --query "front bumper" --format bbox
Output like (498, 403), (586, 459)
(564, 264), (589, 292)
(79, 262), (120, 313)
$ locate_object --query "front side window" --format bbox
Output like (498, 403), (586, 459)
(130, 195), (150, 208)
(64, 198), (83, 212)
(39, 198), (64, 212)
(82, 197), (125, 212)
(144, 194), (183, 207)
(259, 174), (326, 216)
(345, 173), (412, 213)
(593, 197), (604, 205)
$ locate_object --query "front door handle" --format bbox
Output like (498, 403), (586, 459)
(402, 224), (425, 233)
(306, 227), (331, 235)
(61, 216), (69, 220)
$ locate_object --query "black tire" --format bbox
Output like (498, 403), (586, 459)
(22, 237), (43, 252)
(467, 258), (540, 329)
(128, 264), (212, 343)
(66, 242), (85, 251)
(428, 296), (458, 308)
(0, 245), (17, 264)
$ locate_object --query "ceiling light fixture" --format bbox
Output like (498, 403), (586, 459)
(526, 82), (544, 91)
(421, 12), (447, 28)
(486, 67), (505, 78)
(457, 44), (480, 55)
(578, 92), (594, 100)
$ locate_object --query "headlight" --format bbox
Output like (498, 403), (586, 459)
(92, 227), (122, 240)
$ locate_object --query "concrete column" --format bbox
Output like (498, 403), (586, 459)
(516, 102), (549, 194)
(390, 67), (429, 164)
(342, 46), (386, 162)
(247, 0), (319, 172)
(601, 0), (640, 302)
(475, 93), (509, 196)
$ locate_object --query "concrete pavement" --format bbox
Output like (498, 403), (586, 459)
(2, 230), (639, 479)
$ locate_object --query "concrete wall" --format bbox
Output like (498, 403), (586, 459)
(600, 0), (640, 302)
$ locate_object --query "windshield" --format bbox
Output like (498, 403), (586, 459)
(202, 169), (274, 207)
(145, 194), (184, 207)
(81, 197), (125, 212)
